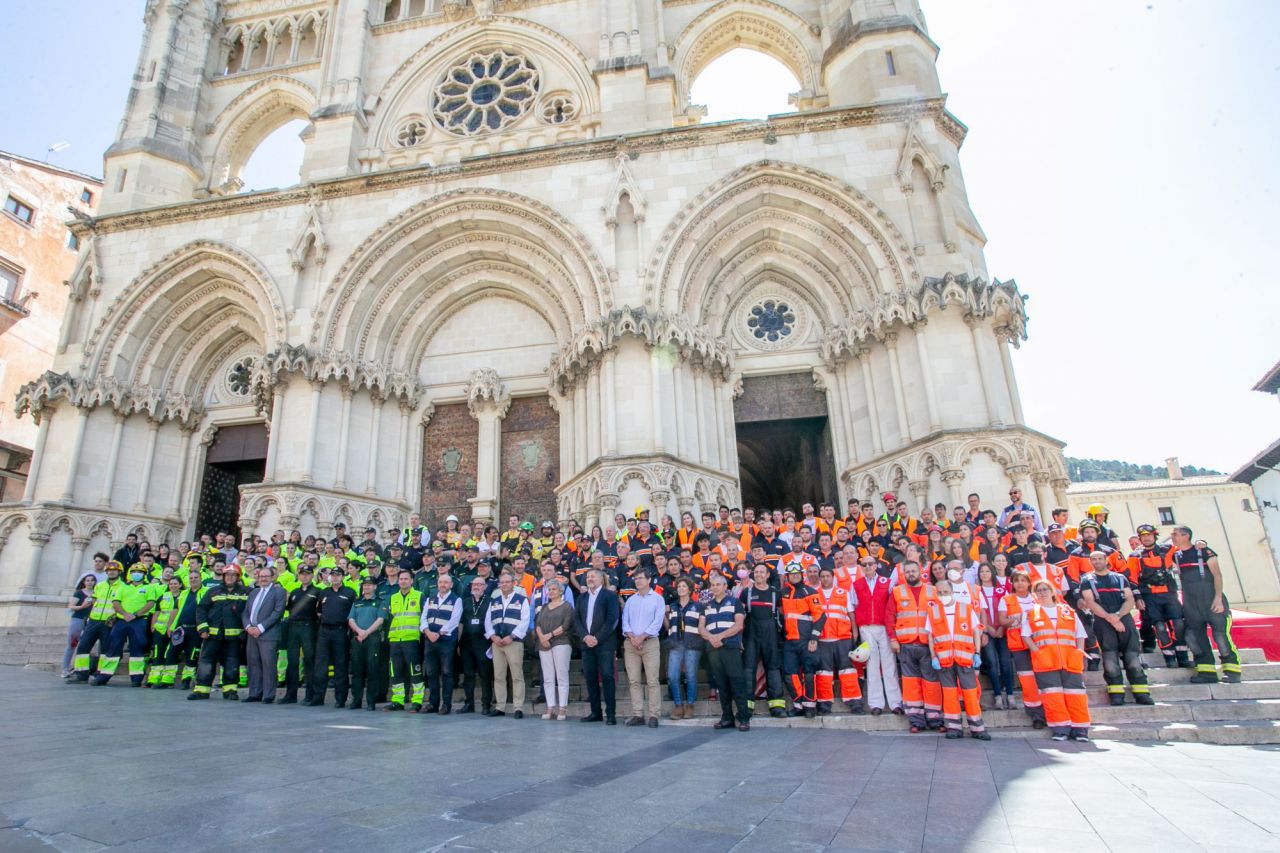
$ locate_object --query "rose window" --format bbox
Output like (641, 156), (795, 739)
(539, 94), (578, 125)
(395, 119), (429, 147)
(225, 357), (254, 398)
(432, 50), (540, 136)
(746, 300), (796, 343)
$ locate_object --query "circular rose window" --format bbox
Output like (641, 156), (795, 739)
(433, 50), (540, 136)
(746, 299), (796, 343)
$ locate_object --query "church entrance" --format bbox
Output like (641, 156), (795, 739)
(195, 424), (267, 539)
(733, 373), (838, 511)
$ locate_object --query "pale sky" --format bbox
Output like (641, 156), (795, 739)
(2, 1), (1276, 472)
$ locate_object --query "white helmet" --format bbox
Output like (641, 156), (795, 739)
(849, 643), (871, 664)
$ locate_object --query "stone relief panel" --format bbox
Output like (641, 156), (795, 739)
(500, 395), (559, 524)
(421, 402), (478, 524)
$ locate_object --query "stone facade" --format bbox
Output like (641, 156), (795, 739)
(0, 0), (1069, 627)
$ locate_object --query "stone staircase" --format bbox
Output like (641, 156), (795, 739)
(0, 627), (65, 668)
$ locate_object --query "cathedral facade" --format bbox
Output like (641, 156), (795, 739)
(0, 0), (1067, 625)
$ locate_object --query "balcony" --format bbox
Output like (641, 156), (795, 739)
(0, 286), (34, 336)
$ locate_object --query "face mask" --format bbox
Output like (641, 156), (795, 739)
(947, 570), (963, 583)
(130, 572), (144, 582)
(938, 594), (953, 606)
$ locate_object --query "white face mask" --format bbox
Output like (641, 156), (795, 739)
(947, 569), (963, 583)
(938, 594), (954, 606)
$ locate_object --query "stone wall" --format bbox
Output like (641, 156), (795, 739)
(421, 402), (477, 525)
(500, 395), (559, 525)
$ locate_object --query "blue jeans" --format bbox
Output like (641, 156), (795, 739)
(982, 634), (1015, 695)
(667, 647), (700, 705)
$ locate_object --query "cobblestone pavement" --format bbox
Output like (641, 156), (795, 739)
(2, 666), (1279, 852)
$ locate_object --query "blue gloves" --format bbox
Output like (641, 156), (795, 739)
(931, 656), (941, 670)
(973, 658), (982, 671)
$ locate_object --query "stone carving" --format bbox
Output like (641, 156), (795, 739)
(441, 447), (462, 473)
(466, 368), (511, 419)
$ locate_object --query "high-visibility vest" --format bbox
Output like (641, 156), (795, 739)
(488, 591), (528, 638)
(88, 580), (121, 621)
(424, 593), (461, 636)
(388, 590), (423, 642)
(818, 586), (854, 641)
(1014, 561), (1067, 598)
(925, 600), (977, 667)
(781, 583), (824, 641)
(116, 581), (154, 616)
(1002, 592), (1033, 652)
(1027, 604), (1083, 673)
(891, 583), (936, 645)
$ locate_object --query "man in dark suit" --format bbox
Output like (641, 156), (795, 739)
(574, 567), (620, 724)
(242, 567), (286, 703)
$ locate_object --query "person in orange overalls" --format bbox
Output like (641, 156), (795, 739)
(926, 579), (989, 741)
(1023, 579), (1090, 742)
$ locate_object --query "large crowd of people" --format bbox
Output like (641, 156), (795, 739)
(63, 489), (1241, 742)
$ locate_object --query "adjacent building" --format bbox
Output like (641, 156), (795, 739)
(1070, 457), (1280, 615)
(1230, 360), (1280, 610)
(0, 152), (102, 503)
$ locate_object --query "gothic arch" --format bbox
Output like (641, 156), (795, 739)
(671, 0), (821, 106)
(647, 160), (917, 323)
(83, 241), (287, 385)
(206, 75), (316, 191)
(955, 438), (1016, 469)
(370, 16), (600, 149)
(317, 189), (609, 360)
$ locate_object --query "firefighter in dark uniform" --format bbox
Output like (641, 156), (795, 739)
(312, 568), (356, 707)
(1079, 551), (1152, 706)
(780, 564), (826, 718)
(1170, 526), (1241, 684)
(281, 566), (321, 704)
(741, 562), (787, 717)
(1128, 524), (1190, 668)
(188, 564), (249, 700)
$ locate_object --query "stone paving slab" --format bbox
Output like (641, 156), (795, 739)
(2, 665), (1280, 852)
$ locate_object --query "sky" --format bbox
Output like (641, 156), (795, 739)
(1, 1), (1277, 472)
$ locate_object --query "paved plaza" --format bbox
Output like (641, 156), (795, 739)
(2, 666), (1279, 853)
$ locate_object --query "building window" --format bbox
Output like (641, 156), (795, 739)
(885, 50), (897, 76)
(433, 50), (540, 136)
(67, 230), (80, 251)
(80, 188), (94, 204)
(0, 260), (23, 302)
(747, 299), (796, 343)
(4, 195), (34, 225)
(1158, 506), (1176, 525)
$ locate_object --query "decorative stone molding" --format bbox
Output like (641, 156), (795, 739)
(466, 368), (511, 419)
(821, 273), (1029, 366)
(238, 482), (409, 536)
(13, 371), (204, 428)
(249, 344), (425, 415)
(548, 306), (733, 392)
(556, 457), (738, 523)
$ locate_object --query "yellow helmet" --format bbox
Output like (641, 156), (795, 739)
(1085, 503), (1109, 520)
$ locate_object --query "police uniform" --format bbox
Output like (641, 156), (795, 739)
(282, 580), (322, 703)
(460, 589), (494, 712)
(1081, 570), (1151, 705)
(703, 592), (750, 727)
(348, 594), (386, 709)
(313, 584), (356, 706)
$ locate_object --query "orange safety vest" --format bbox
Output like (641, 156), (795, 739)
(676, 527), (698, 552)
(818, 586), (854, 641)
(1014, 561), (1067, 598)
(777, 552), (817, 575)
(1003, 592), (1031, 652)
(925, 599), (977, 667)
(1026, 604), (1083, 674)
(832, 564), (855, 592)
(891, 583), (937, 645)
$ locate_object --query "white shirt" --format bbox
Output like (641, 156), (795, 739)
(1020, 605), (1088, 640)
(249, 584), (270, 631)
(586, 587), (600, 630)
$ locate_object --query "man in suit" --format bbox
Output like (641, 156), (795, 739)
(242, 567), (286, 703)
(574, 568), (620, 725)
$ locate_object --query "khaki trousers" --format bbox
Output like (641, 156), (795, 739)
(492, 639), (526, 711)
(623, 636), (662, 718)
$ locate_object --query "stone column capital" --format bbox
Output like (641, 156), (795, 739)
(466, 368), (511, 420)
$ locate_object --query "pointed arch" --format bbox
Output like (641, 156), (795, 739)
(671, 0), (821, 107)
(83, 241), (286, 389)
(647, 160), (917, 326)
(206, 75), (317, 192)
(317, 189), (609, 366)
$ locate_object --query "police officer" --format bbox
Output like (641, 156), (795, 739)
(1129, 524), (1190, 668)
(347, 578), (386, 710)
(312, 568), (356, 708)
(1079, 551), (1152, 706)
(459, 575), (494, 714)
(1170, 526), (1241, 684)
(281, 565), (321, 704)
(421, 573), (463, 714)
(741, 563), (787, 718)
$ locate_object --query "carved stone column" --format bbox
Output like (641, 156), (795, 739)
(63, 536), (91, 595)
(912, 320), (942, 432)
(98, 410), (127, 508)
(966, 314), (1001, 427)
(598, 493), (620, 533)
(133, 417), (161, 514)
(1032, 471), (1056, 520)
(334, 384), (353, 490)
(21, 415), (51, 504)
(467, 369), (511, 524)
(882, 331), (914, 443)
(857, 347), (884, 455)
(907, 479), (930, 514)
(941, 469), (966, 512)
(365, 390), (385, 496)
(1052, 478), (1071, 512)
(21, 530), (50, 594)
(995, 325), (1026, 426)
(395, 398), (412, 502)
(60, 405), (90, 503)
(302, 378), (324, 484)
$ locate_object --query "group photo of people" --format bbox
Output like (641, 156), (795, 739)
(63, 489), (1240, 743)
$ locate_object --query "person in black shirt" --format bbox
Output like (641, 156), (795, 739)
(281, 566), (322, 704)
(1079, 551), (1152, 706)
(311, 568), (356, 708)
(741, 563), (786, 718)
(1170, 527), (1241, 684)
(459, 576), (494, 714)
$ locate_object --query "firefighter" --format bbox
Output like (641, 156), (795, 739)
(188, 564), (249, 700)
(741, 563), (787, 718)
(1128, 524), (1190, 668)
(780, 564), (825, 718)
(1079, 551), (1153, 706)
(1170, 526), (1241, 684)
